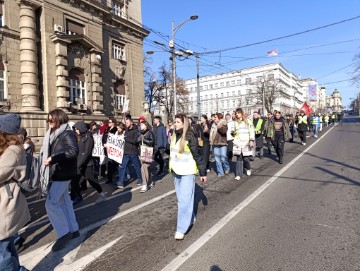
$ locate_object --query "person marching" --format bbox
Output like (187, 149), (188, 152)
(310, 112), (320, 138)
(71, 121), (106, 204)
(295, 110), (310, 146)
(252, 111), (265, 159)
(102, 118), (118, 184)
(199, 115), (211, 172)
(324, 113), (329, 127)
(210, 113), (230, 177)
(169, 114), (207, 240)
(270, 111), (290, 164)
(232, 108), (255, 180)
(137, 120), (155, 193)
(264, 112), (274, 154)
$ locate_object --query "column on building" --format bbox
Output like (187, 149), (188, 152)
(52, 38), (71, 111)
(90, 52), (103, 115)
(18, 1), (40, 111)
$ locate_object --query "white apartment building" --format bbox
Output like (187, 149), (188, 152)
(185, 63), (305, 117)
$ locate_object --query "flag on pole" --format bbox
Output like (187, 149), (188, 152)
(267, 49), (278, 57)
(299, 102), (312, 115)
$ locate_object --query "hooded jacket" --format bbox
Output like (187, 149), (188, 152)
(74, 121), (94, 174)
(0, 145), (31, 240)
(124, 123), (140, 155)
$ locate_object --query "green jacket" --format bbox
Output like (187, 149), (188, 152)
(269, 118), (291, 141)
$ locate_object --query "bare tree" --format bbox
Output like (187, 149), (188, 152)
(251, 75), (282, 113)
(149, 64), (190, 118)
(351, 51), (360, 87)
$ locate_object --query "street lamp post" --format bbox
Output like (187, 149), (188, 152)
(170, 15), (198, 117)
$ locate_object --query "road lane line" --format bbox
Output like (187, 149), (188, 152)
(161, 127), (335, 271)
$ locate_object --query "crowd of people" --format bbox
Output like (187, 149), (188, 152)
(0, 107), (343, 269)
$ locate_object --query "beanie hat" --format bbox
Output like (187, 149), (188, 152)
(138, 115), (146, 124)
(0, 114), (21, 135)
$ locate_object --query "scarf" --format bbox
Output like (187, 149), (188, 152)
(39, 123), (70, 196)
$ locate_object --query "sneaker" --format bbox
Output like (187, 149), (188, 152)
(71, 231), (80, 239)
(303, 142), (306, 146)
(148, 182), (155, 189)
(279, 159), (283, 164)
(52, 232), (72, 252)
(314, 135), (318, 138)
(246, 169), (252, 176)
(95, 194), (106, 204)
(140, 185), (147, 193)
(206, 169), (211, 173)
(117, 185), (124, 189)
(137, 182), (142, 186)
(235, 176), (241, 181)
(224, 170), (230, 175)
(174, 232), (185, 240)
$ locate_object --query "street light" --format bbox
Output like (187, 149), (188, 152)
(171, 15), (198, 117)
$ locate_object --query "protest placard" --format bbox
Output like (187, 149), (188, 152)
(92, 134), (104, 157)
(106, 134), (125, 164)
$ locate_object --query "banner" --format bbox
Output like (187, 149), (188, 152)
(92, 134), (104, 157)
(122, 99), (129, 113)
(267, 49), (278, 56)
(106, 134), (125, 164)
(308, 84), (317, 101)
(299, 102), (312, 116)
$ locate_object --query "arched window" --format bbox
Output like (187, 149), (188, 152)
(114, 79), (125, 110)
(69, 68), (86, 105)
(0, 61), (5, 101)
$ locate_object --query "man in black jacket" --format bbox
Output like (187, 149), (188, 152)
(71, 121), (106, 204)
(116, 117), (142, 188)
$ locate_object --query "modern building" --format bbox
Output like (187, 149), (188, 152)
(185, 63), (305, 116)
(0, 0), (148, 140)
(325, 89), (343, 113)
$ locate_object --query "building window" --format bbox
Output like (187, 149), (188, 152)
(114, 79), (125, 110)
(205, 95), (208, 100)
(69, 68), (86, 106)
(112, 1), (122, 16)
(220, 82), (224, 87)
(200, 86), (203, 91)
(112, 43), (125, 60)
(66, 20), (84, 35)
(215, 83), (218, 88)
(221, 93), (223, 97)
(210, 84), (213, 89)
(238, 90), (241, 95)
(237, 79), (241, 85)
(232, 91), (235, 96)
(204, 85), (208, 90)
(227, 100), (230, 106)
(210, 94), (213, 99)
(226, 81), (230, 86)
(0, 61), (5, 101)
(190, 87), (193, 92)
(215, 94), (218, 98)
(231, 80), (235, 85)
(226, 92), (229, 97)
(245, 78), (251, 84)
(0, 1), (4, 27)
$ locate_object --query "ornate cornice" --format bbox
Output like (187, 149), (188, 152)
(17, 0), (42, 8)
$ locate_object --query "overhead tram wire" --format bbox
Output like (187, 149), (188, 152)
(199, 15), (360, 55)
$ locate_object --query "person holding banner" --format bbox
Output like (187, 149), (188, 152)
(102, 118), (118, 184)
(137, 120), (155, 193)
(169, 113), (207, 240)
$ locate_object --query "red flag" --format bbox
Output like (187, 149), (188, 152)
(299, 102), (312, 115)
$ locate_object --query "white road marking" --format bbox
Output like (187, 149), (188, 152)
(161, 127), (335, 271)
(20, 190), (176, 269)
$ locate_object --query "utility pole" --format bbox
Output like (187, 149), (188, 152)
(196, 53), (201, 120)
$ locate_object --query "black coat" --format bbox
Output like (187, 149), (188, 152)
(138, 130), (155, 147)
(50, 130), (79, 181)
(124, 124), (140, 155)
(76, 131), (94, 174)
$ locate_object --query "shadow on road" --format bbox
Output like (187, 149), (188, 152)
(210, 265), (224, 271)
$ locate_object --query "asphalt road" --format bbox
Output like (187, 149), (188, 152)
(19, 117), (360, 271)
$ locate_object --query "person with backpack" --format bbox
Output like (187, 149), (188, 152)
(39, 109), (80, 252)
(71, 121), (106, 204)
(0, 114), (30, 271)
(152, 116), (167, 176)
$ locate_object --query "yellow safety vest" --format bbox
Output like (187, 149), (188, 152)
(234, 120), (251, 141)
(169, 135), (198, 175)
(253, 118), (263, 135)
(298, 116), (308, 125)
(324, 116), (329, 122)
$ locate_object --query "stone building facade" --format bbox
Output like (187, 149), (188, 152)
(0, 0), (148, 140)
(325, 89), (343, 113)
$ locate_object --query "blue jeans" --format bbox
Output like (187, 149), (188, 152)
(213, 145), (230, 176)
(312, 124), (318, 137)
(117, 154), (142, 186)
(0, 236), (28, 271)
(45, 181), (79, 238)
(173, 173), (196, 234)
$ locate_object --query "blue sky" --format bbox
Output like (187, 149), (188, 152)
(142, 0), (360, 109)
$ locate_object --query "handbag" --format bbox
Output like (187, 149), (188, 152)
(140, 132), (153, 163)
